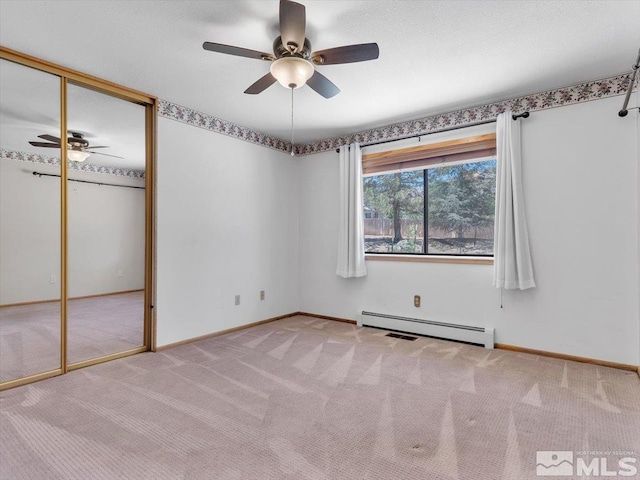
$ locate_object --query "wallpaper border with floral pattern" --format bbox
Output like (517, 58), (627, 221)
(158, 72), (635, 156)
(0, 149), (146, 179)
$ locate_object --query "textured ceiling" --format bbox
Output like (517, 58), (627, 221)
(0, 0), (639, 146)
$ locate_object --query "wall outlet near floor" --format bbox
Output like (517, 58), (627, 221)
(50, 275), (56, 284)
(118, 270), (123, 278)
(414, 295), (421, 307)
(260, 290), (265, 301)
(235, 295), (240, 306)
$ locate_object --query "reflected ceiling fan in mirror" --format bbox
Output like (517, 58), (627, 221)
(28, 131), (123, 162)
(202, 0), (379, 98)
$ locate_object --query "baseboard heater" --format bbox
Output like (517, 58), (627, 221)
(359, 311), (494, 349)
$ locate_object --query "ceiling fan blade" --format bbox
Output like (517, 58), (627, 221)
(203, 42), (273, 61)
(244, 73), (278, 95)
(312, 43), (379, 65)
(88, 151), (124, 159)
(280, 0), (306, 53)
(38, 134), (61, 143)
(29, 141), (61, 148)
(306, 71), (340, 99)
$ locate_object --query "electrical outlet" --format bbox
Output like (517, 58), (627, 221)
(50, 275), (56, 284)
(414, 295), (421, 307)
(118, 270), (123, 278)
(235, 295), (240, 306)
(260, 290), (265, 301)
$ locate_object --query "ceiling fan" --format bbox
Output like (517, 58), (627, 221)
(202, 0), (379, 98)
(29, 131), (123, 162)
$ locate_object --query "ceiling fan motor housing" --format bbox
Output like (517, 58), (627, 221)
(273, 35), (312, 59)
(68, 138), (89, 148)
(68, 131), (89, 148)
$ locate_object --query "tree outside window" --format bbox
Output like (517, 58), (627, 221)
(363, 159), (496, 256)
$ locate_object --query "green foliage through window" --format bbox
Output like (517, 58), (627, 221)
(363, 159), (496, 255)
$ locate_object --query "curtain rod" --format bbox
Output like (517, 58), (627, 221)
(618, 47), (640, 117)
(334, 111), (530, 153)
(32, 171), (145, 190)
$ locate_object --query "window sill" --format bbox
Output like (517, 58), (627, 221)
(365, 254), (493, 265)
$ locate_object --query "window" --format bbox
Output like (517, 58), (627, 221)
(363, 133), (496, 256)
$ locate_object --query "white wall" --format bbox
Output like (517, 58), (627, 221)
(0, 160), (60, 303)
(298, 95), (640, 365)
(156, 118), (299, 347)
(67, 171), (145, 298)
(0, 159), (145, 304)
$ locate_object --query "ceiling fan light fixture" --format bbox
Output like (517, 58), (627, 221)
(203, 1), (379, 97)
(270, 57), (314, 89)
(67, 149), (90, 162)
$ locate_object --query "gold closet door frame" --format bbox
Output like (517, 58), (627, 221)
(0, 46), (157, 390)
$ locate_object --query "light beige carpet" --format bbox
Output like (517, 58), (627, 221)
(0, 291), (144, 382)
(1, 315), (639, 479)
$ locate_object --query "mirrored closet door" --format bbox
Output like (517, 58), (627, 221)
(0, 59), (62, 384)
(66, 83), (147, 367)
(0, 47), (155, 390)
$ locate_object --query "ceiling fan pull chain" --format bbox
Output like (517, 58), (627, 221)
(290, 86), (295, 156)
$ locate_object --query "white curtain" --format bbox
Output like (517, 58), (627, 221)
(336, 143), (367, 278)
(493, 111), (535, 290)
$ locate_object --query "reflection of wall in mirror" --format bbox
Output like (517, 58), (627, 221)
(0, 158), (145, 304)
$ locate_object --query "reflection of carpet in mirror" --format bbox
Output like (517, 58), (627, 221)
(0, 291), (144, 382)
